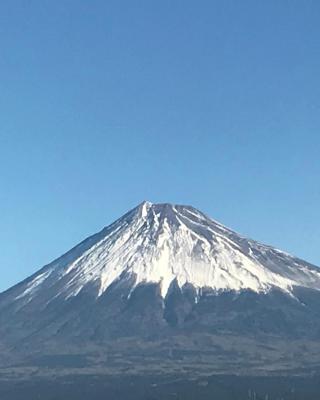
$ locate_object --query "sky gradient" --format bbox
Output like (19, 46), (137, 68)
(0, 1), (319, 292)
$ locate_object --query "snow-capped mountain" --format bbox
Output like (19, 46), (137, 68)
(1, 201), (320, 375)
(6, 201), (320, 307)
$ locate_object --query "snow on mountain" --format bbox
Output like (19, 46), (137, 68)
(13, 201), (320, 303)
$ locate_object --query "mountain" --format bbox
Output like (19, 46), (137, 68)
(1, 201), (320, 383)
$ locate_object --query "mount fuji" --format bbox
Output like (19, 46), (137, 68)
(1, 202), (320, 380)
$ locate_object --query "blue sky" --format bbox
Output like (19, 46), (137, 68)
(0, 1), (319, 292)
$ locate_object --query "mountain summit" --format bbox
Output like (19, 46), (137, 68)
(7, 201), (320, 305)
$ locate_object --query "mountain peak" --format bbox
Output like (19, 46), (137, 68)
(136, 201), (206, 224)
(134, 201), (194, 230)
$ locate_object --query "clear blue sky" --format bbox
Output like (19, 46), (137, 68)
(0, 1), (319, 292)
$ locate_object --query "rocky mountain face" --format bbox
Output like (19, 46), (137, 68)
(1, 202), (320, 378)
